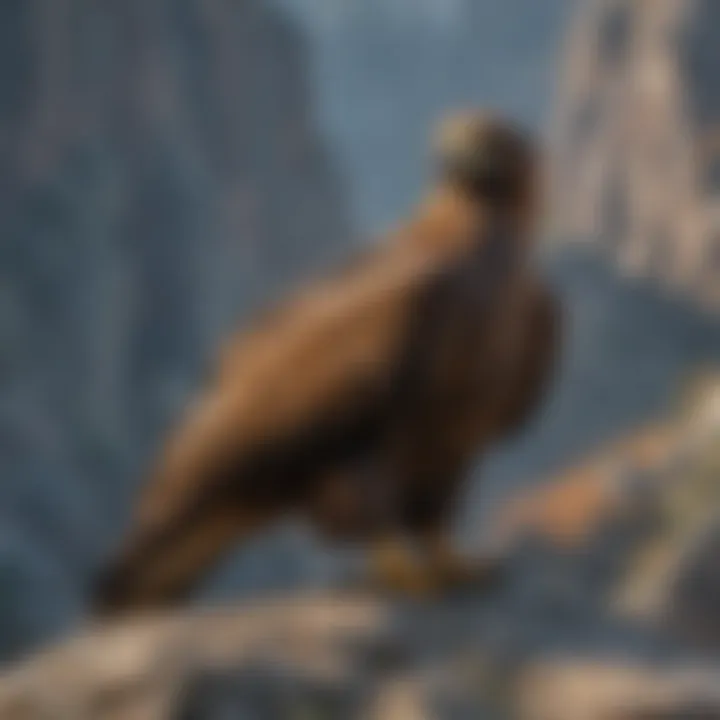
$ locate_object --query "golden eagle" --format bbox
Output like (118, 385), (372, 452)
(93, 112), (561, 615)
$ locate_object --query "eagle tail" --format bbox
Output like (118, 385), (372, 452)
(90, 499), (267, 618)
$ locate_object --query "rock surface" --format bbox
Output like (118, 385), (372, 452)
(518, 661), (720, 720)
(5, 381), (720, 718)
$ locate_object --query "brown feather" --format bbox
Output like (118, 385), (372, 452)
(93, 129), (561, 614)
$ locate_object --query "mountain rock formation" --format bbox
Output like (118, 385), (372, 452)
(0, 0), (352, 661)
(550, 0), (720, 307)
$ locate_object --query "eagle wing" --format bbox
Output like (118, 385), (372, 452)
(133, 240), (445, 532)
(494, 281), (562, 439)
(92, 238), (456, 613)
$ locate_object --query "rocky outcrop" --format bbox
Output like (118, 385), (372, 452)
(0, 598), (388, 720)
(0, 0), (352, 661)
(5, 378), (720, 719)
(550, 0), (720, 307)
(4, 601), (720, 720)
(519, 661), (720, 720)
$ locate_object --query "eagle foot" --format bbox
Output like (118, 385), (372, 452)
(431, 553), (504, 593)
(365, 537), (438, 598)
(364, 537), (504, 598)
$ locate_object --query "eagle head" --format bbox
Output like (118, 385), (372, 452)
(433, 111), (537, 207)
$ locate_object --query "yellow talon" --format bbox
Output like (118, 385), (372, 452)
(426, 534), (504, 591)
(367, 537), (438, 598)
(365, 535), (503, 598)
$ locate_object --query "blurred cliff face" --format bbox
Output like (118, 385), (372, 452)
(551, 0), (720, 308)
(0, 0), (352, 658)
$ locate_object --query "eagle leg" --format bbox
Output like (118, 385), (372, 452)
(422, 532), (504, 592)
(364, 532), (504, 598)
(365, 535), (439, 597)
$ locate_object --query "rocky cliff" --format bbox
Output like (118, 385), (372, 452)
(5, 379), (720, 719)
(0, 0), (352, 661)
(550, 0), (720, 308)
